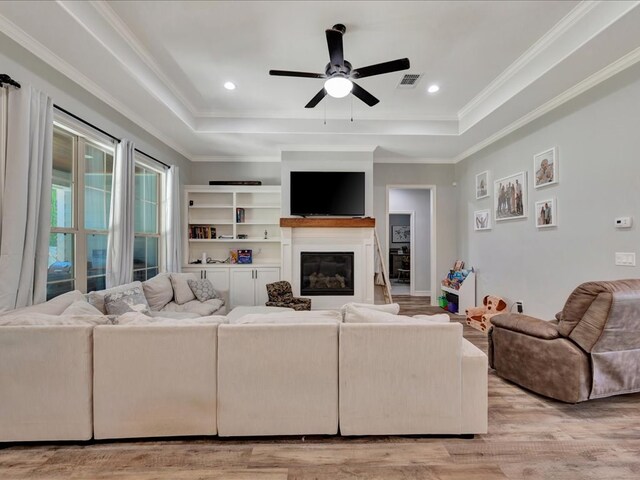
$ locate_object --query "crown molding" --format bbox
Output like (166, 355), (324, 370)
(454, 45), (640, 163)
(191, 155), (281, 163)
(89, 0), (200, 116)
(0, 11), (193, 161)
(457, 0), (640, 133)
(374, 157), (455, 164)
(280, 145), (377, 153)
(56, 0), (196, 130)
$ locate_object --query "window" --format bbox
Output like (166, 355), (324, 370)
(48, 124), (114, 299)
(133, 159), (162, 281)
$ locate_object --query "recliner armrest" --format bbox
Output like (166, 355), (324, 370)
(491, 313), (560, 340)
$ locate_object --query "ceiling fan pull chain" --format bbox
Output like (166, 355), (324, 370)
(350, 95), (354, 122)
(324, 101), (326, 125)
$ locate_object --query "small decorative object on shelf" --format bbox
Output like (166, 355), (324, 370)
(189, 200), (194, 206)
(236, 208), (245, 223)
(237, 234), (248, 239)
(264, 229), (268, 239)
(230, 249), (253, 264)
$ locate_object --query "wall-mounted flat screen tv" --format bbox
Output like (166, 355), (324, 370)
(290, 171), (365, 216)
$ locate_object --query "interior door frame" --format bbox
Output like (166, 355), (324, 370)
(387, 210), (416, 295)
(385, 185), (437, 304)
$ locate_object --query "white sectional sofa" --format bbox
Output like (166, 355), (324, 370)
(0, 299), (488, 442)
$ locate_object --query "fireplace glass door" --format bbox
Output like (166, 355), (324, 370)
(300, 252), (354, 296)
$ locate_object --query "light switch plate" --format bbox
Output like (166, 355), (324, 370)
(615, 252), (636, 266)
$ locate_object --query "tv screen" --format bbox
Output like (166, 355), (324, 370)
(290, 171), (365, 216)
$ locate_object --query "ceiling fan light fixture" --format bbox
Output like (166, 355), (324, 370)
(324, 76), (353, 98)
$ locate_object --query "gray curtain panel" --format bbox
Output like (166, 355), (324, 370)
(0, 85), (53, 311)
(165, 165), (182, 273)
(106, 138), (135, 288)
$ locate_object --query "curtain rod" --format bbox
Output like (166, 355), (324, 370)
(53, 104), (170, 169)
(0, 74), (21, 89)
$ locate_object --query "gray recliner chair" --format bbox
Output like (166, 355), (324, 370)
(489, 279), (640, 403)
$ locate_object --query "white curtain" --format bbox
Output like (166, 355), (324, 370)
(106, 138), (135, 288)
(0, 85), (53, 311)
(164, 165), (182, 273)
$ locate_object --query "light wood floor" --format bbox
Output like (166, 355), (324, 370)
(2, 295), (640, 479)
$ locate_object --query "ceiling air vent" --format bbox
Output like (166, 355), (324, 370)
(397, 73), (422, 89)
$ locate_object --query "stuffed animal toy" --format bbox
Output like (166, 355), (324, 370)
(465, 295), (507, 333)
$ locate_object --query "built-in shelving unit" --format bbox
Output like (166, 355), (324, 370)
(441, 270), (476, 315)
(183, 185), (282, 266)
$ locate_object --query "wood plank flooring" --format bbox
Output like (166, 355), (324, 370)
(2, 295), (640, 479)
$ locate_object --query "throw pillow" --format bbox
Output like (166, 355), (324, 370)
(63, 300), (105, 316)
(169, 273), (198, 305)
(142, 273), (174, 311)
(87, 281), (143, 314)
(187, 278), (218, 302)
(0, 290), (86, 317)
(103, 286), (150, 315)
(339, 302), (400, 320)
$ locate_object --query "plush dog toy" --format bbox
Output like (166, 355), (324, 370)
(465, 295), (507, 332)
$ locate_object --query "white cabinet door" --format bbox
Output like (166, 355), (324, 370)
(202, 267), (230, 306)
(254, 267), (281, 306)
(230, 269), (256, 308)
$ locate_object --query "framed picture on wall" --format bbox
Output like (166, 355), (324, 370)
(474, 209), (491, 231)
(475, 171), (490, 199)
(533, 147), (558, 188)
(392, 225), (410, 243)
(494, 171), (527, 221)
(535, 198), (557, 228)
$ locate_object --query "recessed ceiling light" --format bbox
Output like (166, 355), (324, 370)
(427, 84), (440, 94)
(224, 81), (236, 90)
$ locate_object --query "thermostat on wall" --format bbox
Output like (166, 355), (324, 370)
(615, 217), (632, 228)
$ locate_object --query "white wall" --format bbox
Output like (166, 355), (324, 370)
(389, 189), (431, 294)
(455, 61), (640, 319)
(374, 163), (457, 303)
(190, 161), (281, 185)
(281, 151), (374, 217)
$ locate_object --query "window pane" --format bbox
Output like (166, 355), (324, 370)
(134, 236), (146, 270)
(146, 237), (158, 268)
(87, 234), (107, 277)
(87, 276), (106, 293)
(48, 232), (74, 283)
(84, 144), (112, 231)
(144, 171), (158, 202)
(135, 165), (144, 200)
(133, 270), (146, 282)
(52, 129), (74, 229)
(47, 281), (75, 301)
(147, 268), (159, 279)
(144, 201), (157, 233)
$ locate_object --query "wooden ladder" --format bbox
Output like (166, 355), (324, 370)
(373, 228), (393, 304)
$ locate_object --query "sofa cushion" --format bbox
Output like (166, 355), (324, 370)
(169, 273), (198, 305)
(103, 285), (150, 315)
(87, 281), (144, 314)
(0, 313), (112, 326)
(229, 310), (341, 325)
(117, 311), (227, 326)
(148, 311), (201, 320)
(142, 273), (174, 311)
(225, 306), (293, 323)
(187, 278), (219, 302)
(0, 290), (86, 317)
(343, 305), (449, 324)
(63, 300), (104, 316)
(339, 302), (400, 319)
(161, 298), (225, 317)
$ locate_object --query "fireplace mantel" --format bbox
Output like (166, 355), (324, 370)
(280, 217), (375, 228)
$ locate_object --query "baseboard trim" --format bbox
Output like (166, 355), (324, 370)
(412, 290), (431, 297)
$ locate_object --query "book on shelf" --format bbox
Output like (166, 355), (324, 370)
(189, 225), (216, 239)
(236, 207), (245, 223)
(230, 249), (252, 264)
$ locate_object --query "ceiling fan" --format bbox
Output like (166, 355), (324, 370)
(269, 23), (410, 108)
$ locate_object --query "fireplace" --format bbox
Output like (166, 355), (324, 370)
(300, 252), (355, 296)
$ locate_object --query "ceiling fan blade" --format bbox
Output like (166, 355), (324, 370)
(326, 28), (344, 66)
(305, 88), (328, 108)
(351, 58), (410, 79)
(351, 82), (379, 107)
(269, 70), (326, 79)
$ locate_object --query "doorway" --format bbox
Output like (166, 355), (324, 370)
(386, 186), (435, 300)
(388, 212), (413, 295)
